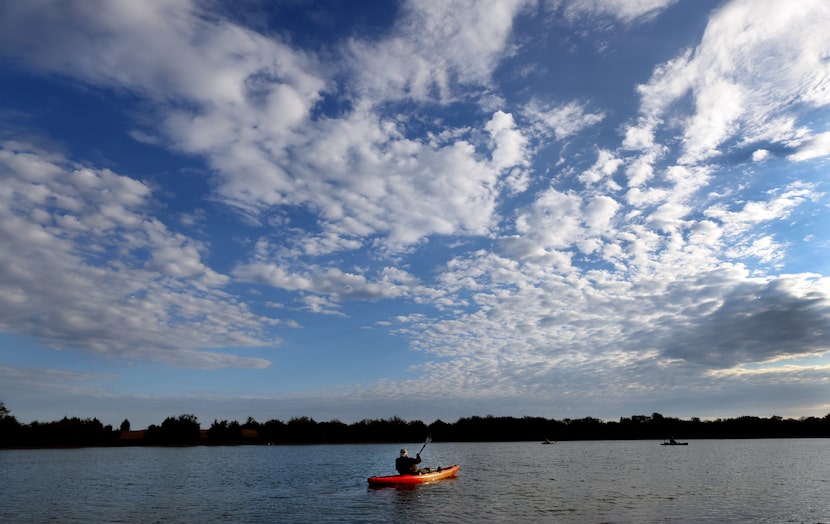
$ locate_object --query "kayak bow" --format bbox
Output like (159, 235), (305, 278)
(367, 464), (459, 486)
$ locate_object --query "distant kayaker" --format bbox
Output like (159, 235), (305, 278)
(396, 448), (422, 475)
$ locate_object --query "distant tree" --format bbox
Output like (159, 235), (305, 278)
(228, 420), (242, 440)
(146, 414), (200, 445)
(208, 419), (227, 444)
(318, 419), (348, 442)
(427, 419), (451, 442)
(207, 419), (243, 445)
(6, 408), (830, 448)
(16, 416), (117, 447)
(260, 419), (287, 443)
(285, 416), (320, 443)
(0, 401), (21, 447)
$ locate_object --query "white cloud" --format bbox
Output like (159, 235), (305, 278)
(752, 149), (771, 162)
(348, 0), (532, 103)
(788, 132), (830, 162)
(381, 246), (830, 408)
(551, 0), (678, 25)
(300, 295), (348, 317)
(645, 202), (690, 234)
(724, 235), (787, 265)
(705, 183), (818, 236)
(0, 1), (323, 107)
(0, 141), (275, 368)
(523, 99), (605, 141)
(0, 0), (594, 263)
(0, 1), (547, 256)
(486, 111), (529, 171)
(514, 188), (583, 248)
(624, 150), (662, 188)
(579, 149), (624, 187)
(680, 80), (745, 164)
(626, 0), (830, 167)
(584, 195), (621, 232)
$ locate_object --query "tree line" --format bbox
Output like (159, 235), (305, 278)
(1, 402), (829, 448)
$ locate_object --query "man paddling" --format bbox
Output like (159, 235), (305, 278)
(395, 448), (421, 474)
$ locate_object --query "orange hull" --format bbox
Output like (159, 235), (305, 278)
(367, 464), (459, 486)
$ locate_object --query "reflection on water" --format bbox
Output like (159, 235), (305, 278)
(2, 440), (829, 522)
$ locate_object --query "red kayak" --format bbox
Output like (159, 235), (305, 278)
(367, 464), (459, 486)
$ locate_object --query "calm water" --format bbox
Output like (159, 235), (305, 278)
(2, 439), (829, 523)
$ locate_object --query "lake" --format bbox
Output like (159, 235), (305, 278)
(2, 439), (829, 522)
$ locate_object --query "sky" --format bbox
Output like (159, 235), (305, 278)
(1, 0), (830, 430)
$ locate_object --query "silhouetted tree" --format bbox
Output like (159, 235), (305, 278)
(146, 414), (201, 445)
(207, 419), (243, 445)
(208, 419), (229, 444)
(4, 408), (830, 448)
(260, 418), (286, 443)
(0, 401), (21, 447)
(15, 416), (117, 447)
(316, 419), (347, 442)
(285, 416), (321, 443)
(427, 419), (451, 442)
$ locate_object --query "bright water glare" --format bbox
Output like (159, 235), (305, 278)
(2, 439), (829, 523)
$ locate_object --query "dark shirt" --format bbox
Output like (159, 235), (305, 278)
(395, 454), (421, 475)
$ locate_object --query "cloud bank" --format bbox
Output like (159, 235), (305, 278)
(0, 0), (829, 424)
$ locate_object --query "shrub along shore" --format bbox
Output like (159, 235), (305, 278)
(2, 402), (829, 449)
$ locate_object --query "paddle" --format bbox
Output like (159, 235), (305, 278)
(417, 434), (432, 455)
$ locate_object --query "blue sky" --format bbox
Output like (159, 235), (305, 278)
(2, 0), (830, 430)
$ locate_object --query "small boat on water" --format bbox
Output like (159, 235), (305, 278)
(367, 464), (459, 486)
(661, 439), (688, 446)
